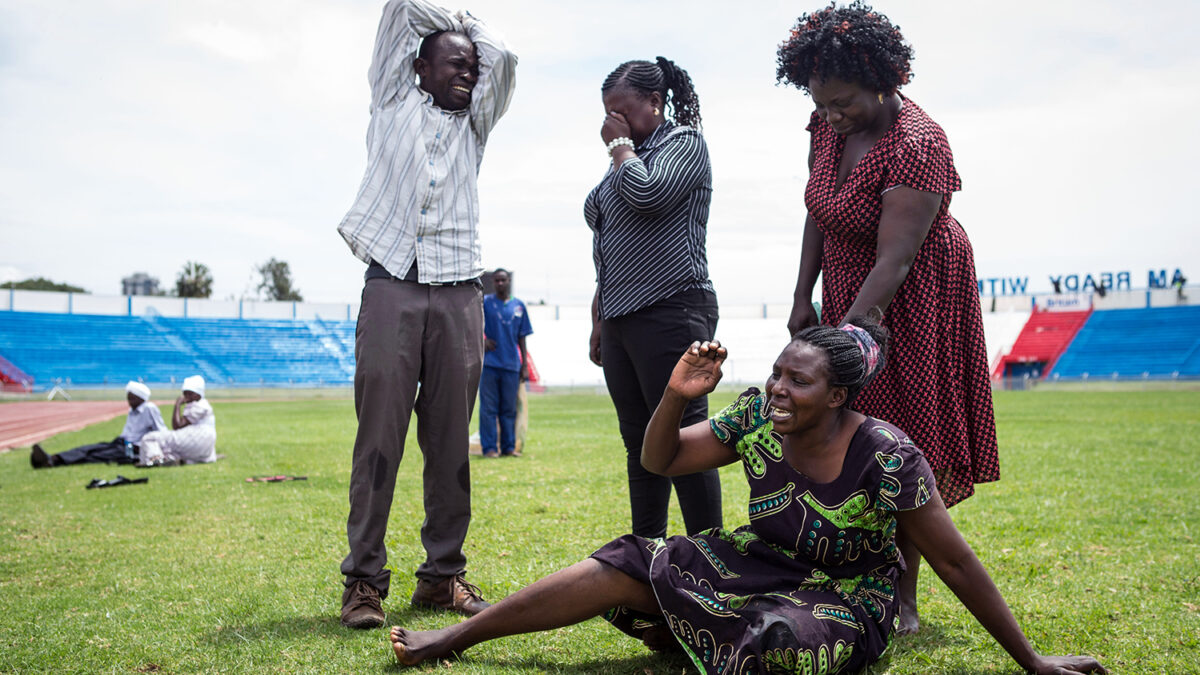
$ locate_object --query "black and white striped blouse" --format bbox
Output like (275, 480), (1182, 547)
(584, 121), (715, 320)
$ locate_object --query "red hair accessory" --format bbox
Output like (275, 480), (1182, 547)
(839, 324), (882, 377)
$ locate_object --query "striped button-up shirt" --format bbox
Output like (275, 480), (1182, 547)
(585, 121), (715, 319)
(337, 0), (517, 283)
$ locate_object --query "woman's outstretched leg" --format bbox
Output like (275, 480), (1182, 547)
(390, 558), (659, 666)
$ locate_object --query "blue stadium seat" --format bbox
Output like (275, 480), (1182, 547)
(0, 311), (358, 389)
(1049, 306), (1200, 379)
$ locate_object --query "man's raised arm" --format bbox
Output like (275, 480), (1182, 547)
(368, 0), (460, 112)
(458, 10), (517, 140)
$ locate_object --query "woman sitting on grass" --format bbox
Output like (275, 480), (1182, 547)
(138, 376), (217, 467)
(389, 318), (1105, 675)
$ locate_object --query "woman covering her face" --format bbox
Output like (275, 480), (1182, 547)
(583, 57), (723, 541)
(778, 1), (1000, 634)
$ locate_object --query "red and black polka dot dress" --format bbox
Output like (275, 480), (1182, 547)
(806, 98), (999, 507)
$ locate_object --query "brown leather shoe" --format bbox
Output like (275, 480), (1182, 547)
(410, 573), (490, 616)
(341, 579), (385, 629)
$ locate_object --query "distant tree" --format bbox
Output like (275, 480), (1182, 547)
(175, 261), (213, 298)
(1, 277), (88, 293)
(256, 258), (303, 301)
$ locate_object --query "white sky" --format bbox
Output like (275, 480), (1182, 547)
(2, 0), (1197, 305)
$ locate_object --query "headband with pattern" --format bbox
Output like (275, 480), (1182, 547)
(840, 324), (882, 378)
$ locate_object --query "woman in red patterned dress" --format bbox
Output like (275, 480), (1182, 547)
(778, 2), (999, 634)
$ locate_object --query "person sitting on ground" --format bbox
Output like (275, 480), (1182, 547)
(31, 381), (165, 468)
(386, 318), (1105, 675)
(137, 376), (217, 466)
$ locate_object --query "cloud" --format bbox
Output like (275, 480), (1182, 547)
(0, 265), (23, 285)
(2, 0), (1197, 305)
(181, 21), (281, 63)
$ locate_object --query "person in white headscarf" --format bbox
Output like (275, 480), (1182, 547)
(31, 381), (166, 468)
(138, 375), (218, 466)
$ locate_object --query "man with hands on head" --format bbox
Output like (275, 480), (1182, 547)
(335, 0), (517, 630)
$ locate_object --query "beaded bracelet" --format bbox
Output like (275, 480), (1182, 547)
(606, 137), (634, 156)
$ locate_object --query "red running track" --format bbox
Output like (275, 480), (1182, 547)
(0, 401), (131, 452)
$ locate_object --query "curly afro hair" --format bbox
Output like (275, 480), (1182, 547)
(776, 1), (914, 95)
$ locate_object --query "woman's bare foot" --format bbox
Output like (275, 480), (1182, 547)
(895, 601), (920, 636)
(641, 624), (680, 653)
(390, 626), (461, 666)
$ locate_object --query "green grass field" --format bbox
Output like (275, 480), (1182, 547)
(2, 389), (1197, 674)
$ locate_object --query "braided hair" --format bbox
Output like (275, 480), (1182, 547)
(601, 57), (702, 129)
(776, 1), (914, 95)
(792, 313), (889, 406)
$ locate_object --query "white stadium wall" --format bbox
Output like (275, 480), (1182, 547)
(981, 311), (1033, 376)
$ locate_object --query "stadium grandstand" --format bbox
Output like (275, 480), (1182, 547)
(1, 287), (1197, 391)
(1049, 306), (1200, 380)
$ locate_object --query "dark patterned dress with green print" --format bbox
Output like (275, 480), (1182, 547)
(590, 388), (936, 674)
